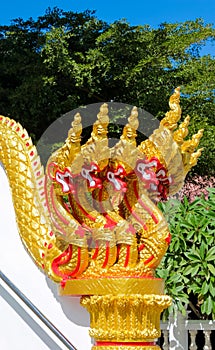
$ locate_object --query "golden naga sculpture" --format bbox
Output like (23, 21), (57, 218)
(0, 87), (203, 350)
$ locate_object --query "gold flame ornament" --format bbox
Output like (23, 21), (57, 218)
(0, 88), (203, 349)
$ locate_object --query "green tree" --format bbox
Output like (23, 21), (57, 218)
(0, 8), (214, 174)
(0, 7), (108, 139)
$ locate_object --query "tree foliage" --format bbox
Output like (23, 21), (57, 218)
(0, 7), (214, 173)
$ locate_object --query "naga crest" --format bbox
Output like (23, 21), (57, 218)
(0, 88), (203, 349)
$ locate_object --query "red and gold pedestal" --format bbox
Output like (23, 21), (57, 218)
(59, 277), (172, 350)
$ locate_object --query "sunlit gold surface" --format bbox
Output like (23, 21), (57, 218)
(59, 277), (164, 296)
(81, 294), (171, 344)
(0, 116), (52, 270)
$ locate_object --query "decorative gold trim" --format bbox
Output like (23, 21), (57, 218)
(81, 293), (171, 346)
(92, 346), (160, 350)
(59, 277), (164, 296)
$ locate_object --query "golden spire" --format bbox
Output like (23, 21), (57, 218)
(173, 115), (190, 145)
(121, 106), (139, 145)
(68, 112), (82, 143)
(87, 103), (109, 142)
(80, 103), (110, 169)
(110, 106), (140, 171)
(160, 87), (181, 131)
(181, 129), (204, 173)
(181, 129), (204, 154)
(189, 148), (204, 169)
(48, 112), (82, 170)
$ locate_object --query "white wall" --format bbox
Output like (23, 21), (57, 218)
(0, 164), (91, 350)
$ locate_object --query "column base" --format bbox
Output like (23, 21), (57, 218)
(93, 341), (160, 349)
(81, 293), (171, 350)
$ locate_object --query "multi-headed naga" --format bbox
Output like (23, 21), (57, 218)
(0, 88), (203, 350)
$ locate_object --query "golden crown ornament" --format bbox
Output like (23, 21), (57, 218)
(0, 87), (203, 349)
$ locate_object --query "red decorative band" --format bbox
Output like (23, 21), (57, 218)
(95, 341), (156, 346)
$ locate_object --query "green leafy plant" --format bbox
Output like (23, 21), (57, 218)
(157, 187), (215, 320)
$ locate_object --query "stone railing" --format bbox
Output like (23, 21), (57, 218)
(159, 313), (215, 349)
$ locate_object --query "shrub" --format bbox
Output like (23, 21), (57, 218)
(157, 187), (215, 320)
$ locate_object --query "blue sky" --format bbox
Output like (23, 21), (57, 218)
(0, 0), (214, 54)
(0, 0), (215, 27)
